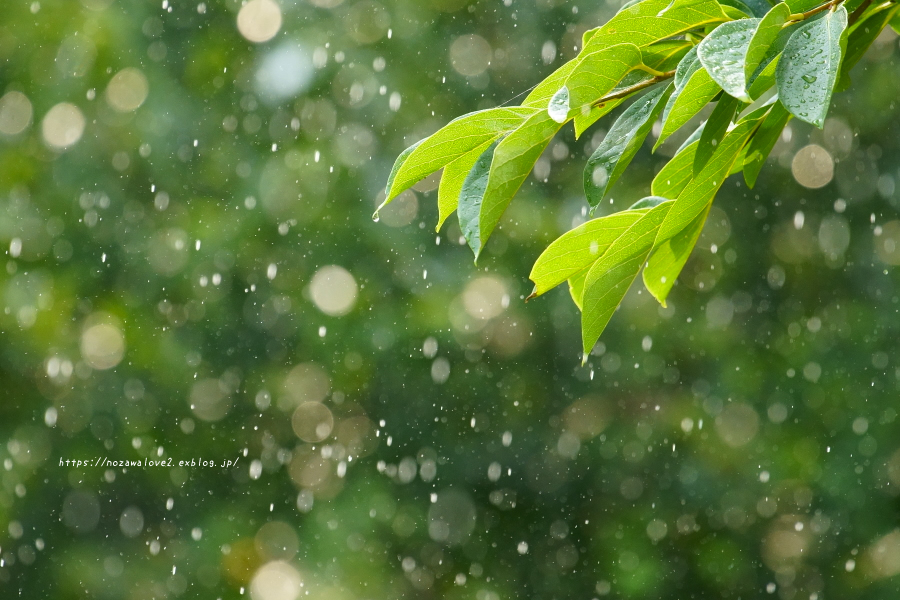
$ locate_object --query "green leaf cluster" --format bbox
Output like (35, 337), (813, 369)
(380, 0), (896, 359)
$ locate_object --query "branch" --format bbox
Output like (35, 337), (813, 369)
(591, 70), (677, 109)
(786, 0), (843, 22)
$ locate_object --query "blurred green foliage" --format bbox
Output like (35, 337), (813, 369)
(2, 0), (900, 599)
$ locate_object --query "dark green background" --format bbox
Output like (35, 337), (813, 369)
(2, 0), (900, 598)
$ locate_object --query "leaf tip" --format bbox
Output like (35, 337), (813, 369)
(525, 287), (537, 302)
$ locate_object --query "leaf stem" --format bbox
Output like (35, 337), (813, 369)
(634, 64), (669, 77)
(786, 0), (843, 23)
(591, 70), (676, 108)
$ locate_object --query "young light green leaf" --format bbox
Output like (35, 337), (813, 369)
(776, 6), (848, 128)
(697, 18), (759, 101)
(641, 40), (695, 72)
(529, 210), (648, 297)
(584, 84), (673, 210)
(383, 107), (535, 204)
(524, 60), (578, 108)
(437, 139), (493, 231)
(572, 40), (687, 138)
(656, 67), (721, 148)
(548, 43), (642, 122)
(655, 116), (761, 244)
(568, 269), (588, 311)
(457, 140), (500, 257)
(743, 100), (791, 187)
(581, 0), (728, 50)
(745, 3), (792, 82)
(642, 205), (709, 306)
(581, 201), (673, 356)
(474, 111), (562, 259)
(652, 139), (700, 198)
(694, 94), (740, 173)
(384, 140), (422, 198)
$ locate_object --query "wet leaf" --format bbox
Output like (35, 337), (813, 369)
(547, 43), (642, 123)
(698, 18), (759, 101)
(471, 111), (562, 259)
(776, 6), (848, 128)
(652, 139), (700, 199)
(745, 3), (792, 83)
(437, 139), (493, 231)
(657, 66), (721, 148)
(643, 205), (710, 306)
(694, 94), (740, 173)
(581, 201), (673, 356)
(584, 84), (673, 210)
(381, 107), (535, 207)
(655, 115), (762, 245)
(743, 100), (791, 188)
(458, 140), (500, 257)
(529, 210), (648, 297)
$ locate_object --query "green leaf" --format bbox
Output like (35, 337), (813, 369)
(697, 18), (759, 101)
(841, 4), (900, 79)
(548, 44), (643, 123)
(660, 126), (751, 237)
(457, 140), (500, 257)
(642, 205), (710, 306)
(674, 46), (702, 89)
(581, 0), (728, 50)
(524, 60), (578, 108)
(568, 270), (588, 311)
(694, 94), (740, 173)
(743, 100), (791, 187)
(574, 100), (625, 139)
(437, 139), (492, 231)
(652, 139), (700, 198)
(656, 66), (721, 148)
(746, 50), (781, 98)
(892, 12), (900, 36)
(641, 40), (695, 71)
(474, 111), (562, 259)
(384, 140), (422, 198)
(720, 0), (773, 18)
(629, 195), (670, 210)
(745, 3), (792, 82)
(785, 0), (821, 13)
(529, 210), (649, 297)
(572, 40), (688, 138)
(382, 107), (535, 205)
(776, 6), (848, 128)
(655, 115), (761, 245)
(584, 84), (673, 210)
(580, 201), (674, 356)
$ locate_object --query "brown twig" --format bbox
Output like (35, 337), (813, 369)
(591, 70), (677, 109)
(786, 0), (843, 22)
